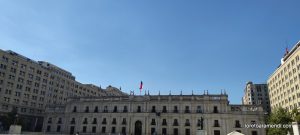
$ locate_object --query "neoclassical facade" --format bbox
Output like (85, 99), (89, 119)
(43, 94), (266, 135)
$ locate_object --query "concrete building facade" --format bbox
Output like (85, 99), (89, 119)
(242, 81), (270, 113)
(0, 49), (126, 131)
(268, 41), (300, 112)
(43, 94), (266, 135)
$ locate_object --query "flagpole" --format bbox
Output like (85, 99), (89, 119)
(139, 81), (143, 96)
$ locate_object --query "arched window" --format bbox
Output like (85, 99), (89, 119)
(47, 117), (52, 123)
(71, 118), (75, 124)
(72, 106), (77, 112)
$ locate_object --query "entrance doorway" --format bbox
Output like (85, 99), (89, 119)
(134, 120), (142, 135)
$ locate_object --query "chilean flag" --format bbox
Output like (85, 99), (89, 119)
(139, 81), (143, 91)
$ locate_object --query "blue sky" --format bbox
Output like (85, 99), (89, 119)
(0, 0), (299, 104)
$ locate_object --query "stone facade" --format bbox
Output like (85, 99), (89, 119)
(242, 81), (270, 113)
(43, 94), (266, 135)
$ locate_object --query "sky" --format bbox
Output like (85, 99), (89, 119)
(0, 0), (299, 104)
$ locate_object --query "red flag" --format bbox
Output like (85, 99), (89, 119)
(139, 81), (143, 91)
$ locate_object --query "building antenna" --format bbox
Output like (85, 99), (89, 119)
(285, 39), (290, 53)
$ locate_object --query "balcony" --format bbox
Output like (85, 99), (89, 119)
(102, 121), (107, 124)
(151, 109), (156, 113)
(173, 122), (179, 126)
(94, 109), (98, 113)
(83, 121), (88, 124)
(235, 123), (241, 128)
(92, 120), (97, 124)
(197, 110), (203, 113)
(151, 121), (156, 125)
(214, 123), (220, 127)
(112, 120), (117, 125)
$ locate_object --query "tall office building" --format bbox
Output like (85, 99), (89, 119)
(0, 49), (126, 131)
(268, 41), (300, 112)
(242, 81), (270, 113)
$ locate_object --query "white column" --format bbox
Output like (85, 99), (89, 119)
(292, 122), (300, 135)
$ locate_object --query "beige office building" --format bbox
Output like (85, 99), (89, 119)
(0, 49), (126, 131)
(43, 94), (266, 135)
(242, 81), (270, 113)
(268, 41), (300, 112)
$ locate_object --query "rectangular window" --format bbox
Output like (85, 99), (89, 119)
(252, 131), (258, 135)
(70, 126), (75, 134)
(123, 106), (128, 112)
(56, 126), (61, 132)
(151, 128), (155, 134)
(235, 120), (241, 128)
(112, 118), (117, 124)
(92, 126), (96, 133)
(214, 130), (220, 135)
(173, 119), (179, 126)
(214, 120), (220, 127)
(162, 106), (167, 113)
(162, 128), (167, 135)
(111, 127), (116, 133)
(102, 127), (106, 133)
(151, 119), (156, 125)
(162, 119), (167, 126)
(174, 128), (179, 135)
(82, 126), (86, 133)
(122, 118), (127, 125)
(122, 127), (126, 134)
(197, 106), (202, 113)
(185, 106), (190, 113)
(185, 129), (190, 135)
(213, 106), (219, 113)
(152, 106), (156, 113)
(47, 126), (51, 132)
(113, 106), (118, 112)
(174, 106), (178, 113)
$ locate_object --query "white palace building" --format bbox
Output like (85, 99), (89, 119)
(43, 93), (266, 135)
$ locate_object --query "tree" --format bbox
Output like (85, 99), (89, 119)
(267, 107), (293, 135)
(291, 108), (300, 122)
